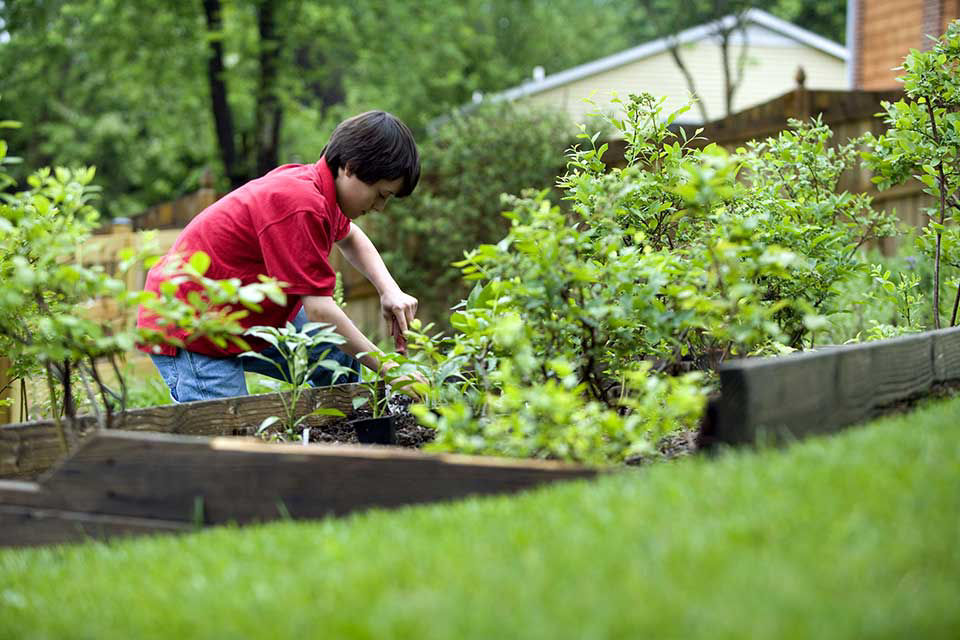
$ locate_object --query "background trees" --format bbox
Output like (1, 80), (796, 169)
(0, 0), (844, 218)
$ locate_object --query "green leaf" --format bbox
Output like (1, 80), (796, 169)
(256, 416), (280, 434)
(189, 251), (211, 275)
(309, 408), (346, 418)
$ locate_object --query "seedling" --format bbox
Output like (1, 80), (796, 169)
(242, 322), (352, 441)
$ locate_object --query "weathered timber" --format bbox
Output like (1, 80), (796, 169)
(0, 430), (597, 546)
(0, 504), (192, 547)
(0, 383), (367, 480)
(709, 327), (960, 446)
(933, 326), (960, 383)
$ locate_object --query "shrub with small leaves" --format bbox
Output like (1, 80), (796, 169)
(862, 20), (960, 328)
(408, 92), (894, 465)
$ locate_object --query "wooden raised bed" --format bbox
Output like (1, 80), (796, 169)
(705, 326), (960, 445)
(3, 327), (958, 548)
(0, 431), (595, 547)
(0, 383), (596, 547)
(0, 383), (368, 480)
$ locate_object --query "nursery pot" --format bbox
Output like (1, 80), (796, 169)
(350, 415), (396, 445)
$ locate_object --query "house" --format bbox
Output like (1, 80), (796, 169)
(850, 0), (959, 89)
(488, 9), (848, 128)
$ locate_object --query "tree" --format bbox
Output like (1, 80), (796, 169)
(0, 0), (633, 216)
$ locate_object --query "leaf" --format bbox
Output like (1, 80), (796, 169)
(188, 251), (211, 275)
(309, 408), (346, 417)
(256, 416), (280, 434)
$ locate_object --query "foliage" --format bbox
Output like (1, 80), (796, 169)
(339, 0), (632, 132)
(0, 128), (285, 433)
(406, 93), (894, 465)
(242, 322), (351, 442)
(0, 0), (631, 217)
(350, 352), (422, 419)
(626, 0), (848, 46)
(370, 102), (577, 324)
(862, 20), (960, 329)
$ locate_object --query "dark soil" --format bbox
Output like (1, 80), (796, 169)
(256, 394), (436, 448)
(256, 382), (960, 461)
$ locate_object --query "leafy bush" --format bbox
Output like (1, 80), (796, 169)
(862, 20), (960, 328)
(0, 128), (284, 436)
(406, 93), (895, 465)
(368, 102), (577, 324)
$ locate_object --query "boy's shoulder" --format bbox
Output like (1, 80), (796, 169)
(241, 160), (337, 217)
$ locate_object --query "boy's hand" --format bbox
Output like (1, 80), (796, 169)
(381, 289), (418, 334)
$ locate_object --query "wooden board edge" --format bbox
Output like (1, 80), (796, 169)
(0, 504), (193, 548)
(207, 434), (599, 474)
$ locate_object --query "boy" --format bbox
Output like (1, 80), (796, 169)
(137, 110), (422, 402)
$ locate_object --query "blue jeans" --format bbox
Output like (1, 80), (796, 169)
(150, 309), (361, 403)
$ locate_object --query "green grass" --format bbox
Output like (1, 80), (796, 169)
(2, 397), (959, 639)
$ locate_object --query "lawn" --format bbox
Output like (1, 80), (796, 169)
(1, 395), (958, 639)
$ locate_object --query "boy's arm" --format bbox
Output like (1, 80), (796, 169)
(301, 295), (385, 373)
(335, 222), (418, 334)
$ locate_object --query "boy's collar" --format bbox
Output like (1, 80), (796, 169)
(316, 157), (344, 218)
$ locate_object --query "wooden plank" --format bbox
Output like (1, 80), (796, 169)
(0, 504), (192, 548)
(0, 420), (85, 479)
(933, 326), (960, 383)
(34, 430), (596, 526)
(866, 332), (934, 406)
(0, 383), (367, 479)
(713, 349), (840, 444)
(712, 329), (950, 446)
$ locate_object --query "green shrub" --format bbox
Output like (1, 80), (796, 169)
(407, 93), (895, 465)
(0, 128), (284, 435)
(862, 20), (960, 328)
(368, 102), (577, 324)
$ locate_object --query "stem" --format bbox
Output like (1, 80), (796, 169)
(951, 281), (960, 327)
(19, 379), (27, 422)
(925, 99), (946, 329)
(108, 355), (128, 417)
(86, 357), (116, 430)
(78, 363), (105, 431)
(44, 363), (68, 454)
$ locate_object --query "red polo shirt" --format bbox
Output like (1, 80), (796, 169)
(137, 157), (351, 357)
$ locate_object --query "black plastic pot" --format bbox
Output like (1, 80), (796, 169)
(350, 415), (396, 445)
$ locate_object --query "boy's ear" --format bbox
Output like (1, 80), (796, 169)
(342, 163), (355, 178)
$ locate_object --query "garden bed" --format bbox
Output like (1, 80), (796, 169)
(2, 326), (959, 548)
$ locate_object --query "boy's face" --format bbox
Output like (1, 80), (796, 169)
(335, 165), (403, 220)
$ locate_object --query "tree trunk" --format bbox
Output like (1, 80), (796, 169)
(255, 0), (283, 178)
(202, 0), (244, 189)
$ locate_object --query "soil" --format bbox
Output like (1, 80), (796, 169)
(254, 382), (960, 462)
(256, 394), (437, 448)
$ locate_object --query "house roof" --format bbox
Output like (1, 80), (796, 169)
(495, 8), (848, 103)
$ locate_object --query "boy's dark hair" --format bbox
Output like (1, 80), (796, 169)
(322, 111), (420, 197)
